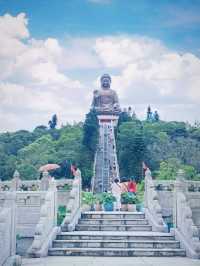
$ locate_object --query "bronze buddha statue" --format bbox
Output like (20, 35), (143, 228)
(92, 74), (121, 115)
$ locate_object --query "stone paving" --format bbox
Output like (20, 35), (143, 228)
(22, 256), (200, 266)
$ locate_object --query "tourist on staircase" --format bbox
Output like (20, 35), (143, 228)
(128, 176), (137, 195)
(120, 177), (129, 193)
(111, 178), (121, 211)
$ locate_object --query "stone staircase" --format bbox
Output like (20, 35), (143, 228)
(49, 211), (186, 257)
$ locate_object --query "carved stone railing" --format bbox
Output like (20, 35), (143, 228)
(144, 169), (168, 232)
(91, 152), (97, 193)
(0, 192), (22, 265)
(173, 170), (200, 259)
(61, 175), (82, 232)
(0, 170), (73, 192)
(0, 207), (14, 265)
(28, 179), (58, 257)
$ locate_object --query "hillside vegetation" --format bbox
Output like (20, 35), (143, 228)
(1, 110), (200, 187)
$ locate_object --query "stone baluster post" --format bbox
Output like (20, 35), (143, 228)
(144, 168), (152, 208)
(11, 170), (21, 191)
(3, 192), (17, 256)
(41, 171), (49, 191)
(49, 178), (57, 226)
(173, 169), (186, 228)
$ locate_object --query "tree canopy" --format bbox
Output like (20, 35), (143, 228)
(0, 110), (200, 184)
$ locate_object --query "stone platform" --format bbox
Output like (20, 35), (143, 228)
(22, 256), (200, 266)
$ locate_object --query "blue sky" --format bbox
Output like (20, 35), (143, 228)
(0, 0), (200, 131)
(0, 0), (200, 54)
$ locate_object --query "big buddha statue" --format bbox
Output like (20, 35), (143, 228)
(92, 74), (121, 115)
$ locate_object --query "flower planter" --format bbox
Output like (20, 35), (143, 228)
(127, 204), (136, 212)
(103, 202), (114, 211)
(95, 202), (102, 211)
(121, 204), (128, 211)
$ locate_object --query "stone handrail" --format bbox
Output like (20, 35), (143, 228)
(0, 170), (73, 192)
(144, 169), (168, 232)
(0, 192), (21, 265)
(173, 170), (200, 259)
(28, 179), (58, 257)
(153, 179), (200, 193)
(0, 208), (13, 265)
(61, 175), (82, 232)
(91, 152), (97, 193)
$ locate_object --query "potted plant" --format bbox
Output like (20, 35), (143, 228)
(126, 193), (139, 212)
(121, 192), (129, 211)
(95, 193), (103, 211)
(81, 192), (96, 211)
(102, 192), (116, 211)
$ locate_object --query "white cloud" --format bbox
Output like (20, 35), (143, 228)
(0, 13), (86, 132)
(0, 13), (200, 132)
(93, 36), (200, 113)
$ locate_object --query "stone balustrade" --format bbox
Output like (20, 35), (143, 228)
(172, 170), (200, 259)
(91, 152), (97, 193)
(0, 170), (73, 192)
(61, 175), (82, 232)
(0, 207), (14, 265)
(144, 169), (168, 232)
(0, 192), (22, 265)
(28, 179), (58, 257)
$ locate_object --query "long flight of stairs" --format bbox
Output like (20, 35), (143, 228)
(49, 211), (186, 257)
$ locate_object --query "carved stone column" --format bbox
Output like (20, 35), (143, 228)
(11, 170), (21, 191)
(173, 169), (185, 228)
(41, 171), (49, 191)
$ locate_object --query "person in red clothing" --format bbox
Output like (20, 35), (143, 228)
(128, 176), (137, 194)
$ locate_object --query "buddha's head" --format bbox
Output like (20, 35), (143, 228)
(100, 74), (111, 89)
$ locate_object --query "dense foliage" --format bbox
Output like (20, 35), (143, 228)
(0, 109), (200, 185)
(0, 110), (99, 188)
(116, 112), (200, 181)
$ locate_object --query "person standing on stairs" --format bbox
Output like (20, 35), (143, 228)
(111, 178), (121, 211)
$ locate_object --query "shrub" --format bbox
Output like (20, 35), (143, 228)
(121, 192), (139, 204)
(81, 192), (96, 205)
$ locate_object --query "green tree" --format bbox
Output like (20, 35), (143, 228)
(81, 110), (99, 187)
(117, 121), (145, 181)
(17, 135), (57, 178)
(48, 114), (58, 129)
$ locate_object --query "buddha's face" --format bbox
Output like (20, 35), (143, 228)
(101, 76), (111, 89)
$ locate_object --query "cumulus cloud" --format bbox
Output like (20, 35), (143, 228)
(0, 13), (200, 132)
(0, 13), (86, 132)
(93, 36), (200, 122)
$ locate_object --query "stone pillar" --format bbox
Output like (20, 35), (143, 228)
(49, 178), (57, 226)
(3, 192), (17, 256)
(41, 171), (49, 191)
(11, 170), (21, 191)
(173, 169), (185, 228)
(144, 168), (152, 208)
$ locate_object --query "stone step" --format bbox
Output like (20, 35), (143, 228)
(79, 218), (148, 225)
(48, 247), (186, 257)
(53, 239), (180, 249)
(57, 231), (175, 241)
(75, 224), (152, 231)
(82, 211), (145, 220)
